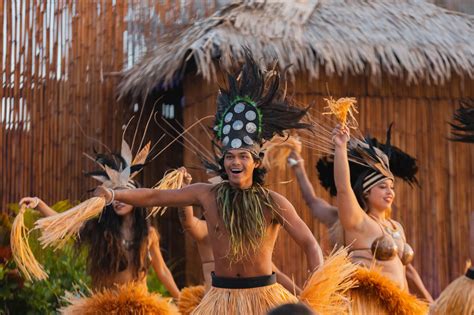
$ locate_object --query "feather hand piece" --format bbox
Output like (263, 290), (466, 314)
(10, 204), (48, 281)
(34, 197), (106, 250)
(148, 169), (185, 217)
(261, 134), (302, 170)
(323, 97), (358, 128)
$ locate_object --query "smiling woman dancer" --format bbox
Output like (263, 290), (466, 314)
(95, 53), (356, 315)
(20, 139), (179, 314)
(325, 123), (428, 314)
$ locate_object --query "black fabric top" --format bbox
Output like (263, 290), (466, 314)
(211, 272), (276, 289)
(466, 267), (474, 280)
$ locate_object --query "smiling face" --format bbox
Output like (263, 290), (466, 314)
(223, 149), (260, 189)
(365, 178), (395, 212)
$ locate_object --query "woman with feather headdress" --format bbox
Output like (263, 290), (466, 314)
(19, 138), (180, 314)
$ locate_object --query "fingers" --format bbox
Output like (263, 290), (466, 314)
(19, 197), (39, 208)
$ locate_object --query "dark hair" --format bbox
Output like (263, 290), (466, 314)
(218, 152), (267, 185)
(267, 303), (315, 315)
(78, 182), (149, 286)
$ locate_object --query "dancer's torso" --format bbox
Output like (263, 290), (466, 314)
(199, 187), (280, 278)
(343, 217), (411, 290)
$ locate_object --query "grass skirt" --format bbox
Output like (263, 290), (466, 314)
(349, 268), (428, 315)
(60, 282), (179, 315)
(178, 285), (206, 315)
(430, 273), (473, 315)
(191, 283), (297, 315)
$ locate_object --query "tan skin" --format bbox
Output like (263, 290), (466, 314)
(96, 149), (323, 280)
(178, 169), (302, 294)
(19, 196), (180, 299)
(288, 149), (433, 302)
(333, 124), (426, 293)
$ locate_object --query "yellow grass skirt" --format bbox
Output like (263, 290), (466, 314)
(349, 268), (428, 315)
(178, 285), (206, 315)
(60, 282), (179, 315)
(191, 283), (297, 315)
(430, 273), (474, 315)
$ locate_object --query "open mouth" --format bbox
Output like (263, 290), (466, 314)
(230, 168), (243, 174)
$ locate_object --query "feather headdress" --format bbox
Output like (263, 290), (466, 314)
(450, 99), (474, 143)
(204, 50), (311, 174)
(317, 124), (418, 196)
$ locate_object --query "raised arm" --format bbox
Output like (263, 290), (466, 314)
(333, 125), (366, 230)
(272, 192), (323, 271)
(19, 197), (57, 217)
(288, 151), (338, 227)
(94, 183), (210, 209)
(148, 227), (180, 299)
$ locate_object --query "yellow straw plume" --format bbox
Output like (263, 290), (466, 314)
(10, 204), (48, 281)
(149, 169), (184, 217)
(323, 97), (358, 128)
(35, 197), (106, 250)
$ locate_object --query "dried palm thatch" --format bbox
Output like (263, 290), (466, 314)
(261, 134), (302, 170)
(430, 273), (474, 315)
(177, 285), (205, 315)
(148, 168), (185, 217)
(34, 197), (106, 250)
(300, 247), (356, 315)
(60, 282), (179, 315)
(192, 283), (298, 315)
(118, 0), (474, 99)
(10, 205), (48, 281)
(322, 97), (358, 129)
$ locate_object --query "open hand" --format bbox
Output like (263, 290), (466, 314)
(178, 167), (193, 186)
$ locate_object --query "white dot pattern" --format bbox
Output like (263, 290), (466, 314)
(231, 138), (242, 148)
(246, 122), (257, 133)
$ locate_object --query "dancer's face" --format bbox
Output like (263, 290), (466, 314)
(365, 179), (395, 211)
(112, 199), (134, 216)
(223, 149), (259, 189)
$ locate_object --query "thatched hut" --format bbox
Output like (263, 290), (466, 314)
(118, 0), (474, 296)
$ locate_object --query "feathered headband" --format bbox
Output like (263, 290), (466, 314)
(204, 51), (311, 174)
(317, 124), (419, 196)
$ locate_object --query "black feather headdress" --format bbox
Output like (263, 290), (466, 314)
(450, 99), (474, 143)
(317, 124), (418, 196)
(204, 50), (311, 174)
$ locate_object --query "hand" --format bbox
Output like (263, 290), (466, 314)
(332, 124), (350, 147)
(93, 186), (113, 203)
(288, 150), (304, 168)
(19, 197), (40, 209)
(178, 167), (193, 186)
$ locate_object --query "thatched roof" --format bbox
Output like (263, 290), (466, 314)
(118, 0), (474, 99)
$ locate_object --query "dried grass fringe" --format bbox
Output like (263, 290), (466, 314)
(430, 274), (474, 315)
(60, 282), (179, 315)
(10, 204), (48, 281)
(322, 97), (358, 128)
(261, 135), (302, 170)
(178, 285), (205, 315)
(191, 283), (297, 315)
(300, 247), (357, 315)
(350, 267), (428, 315)
(35, 197), (106, 250)
(149, 169), (184, 217)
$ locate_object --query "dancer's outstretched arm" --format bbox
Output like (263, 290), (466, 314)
(95, 183), (209, 209)
(149, 227), (180, 299)
(288, 150), (338, 227)
(19, 197), (57, 217)
(272, 192), (323, 271)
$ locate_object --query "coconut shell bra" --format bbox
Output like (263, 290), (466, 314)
(350, 215), (414, 265)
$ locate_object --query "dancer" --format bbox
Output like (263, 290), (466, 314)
(95, 53), (356, 314)
(176, 169), (301, 315)
(288, 147), (433, 302)
(324, 123), (428, 314)
(19, 138), (180, 314)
